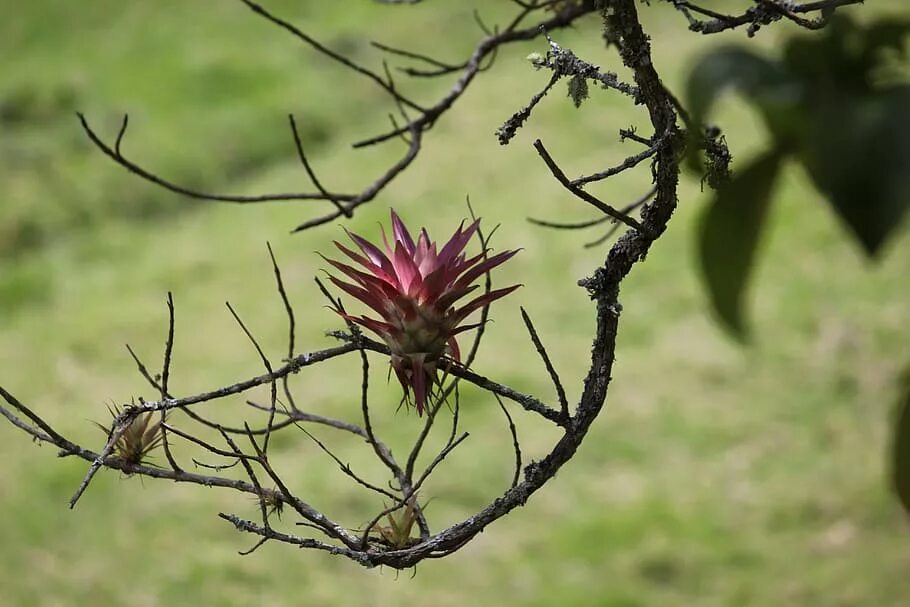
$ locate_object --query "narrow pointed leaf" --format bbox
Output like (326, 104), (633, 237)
(453, 249), (520, 290)
(333, 241), (396, 283)
(437, 219), (480, 266)
(391, 209), (416, 254)
(453, 284), (522, 324)
(345, 228), (393, 271)
(798, 88), (910, 255)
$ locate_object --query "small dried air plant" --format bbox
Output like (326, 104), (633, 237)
(93, 402), (164, 468)
(375, 495), (422, 549)
(251, 489), (284, 520)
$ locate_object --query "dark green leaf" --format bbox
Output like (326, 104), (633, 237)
(686, 47), (792, 125)
(685, 47), (799, 172)
(862, 18), (910, 66)
(784, 16), (910, 96)
(892, 367), (910, 516)
(783, 15), (858, 91)
(797, 87), (910, 256)
(698, 149), (784, 339)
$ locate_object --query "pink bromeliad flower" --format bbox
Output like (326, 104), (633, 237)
(324, 209), (519, 415)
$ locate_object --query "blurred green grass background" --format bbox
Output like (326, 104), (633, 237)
(1, 1), (909, 605)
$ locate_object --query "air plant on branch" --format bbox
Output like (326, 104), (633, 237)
(93, 403), (164, 468)
(251, 489), (284, 520)
(374, 495), (423, 549)
(323, 209), (519, 414)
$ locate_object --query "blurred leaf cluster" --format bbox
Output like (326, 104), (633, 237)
(687, 15), (910, 338)
(687, 14), (910, 518)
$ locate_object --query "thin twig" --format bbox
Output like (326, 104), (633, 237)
(77, 113), (353, 205)
(495, 394), (522, 489)
(520, 307), (569, 421)
(225, 301), (278, 452)
(570, 130), (669, 187)
(219, 428), (273, 539)
(361, 432), (469, 548)
(239, 0), (423, 112)
(266, 243), (299, 412)
(462, 199), (498, 369)
(159, 292), (182, 472)
(163, 423), (259, 461)
(352, 1), (598, 148)
(288, 114), (350, 217)
(68, 411), (134, 508)
(291, 126), (422, 232)
(242, 422), (359, 547)
(533, 139), (649, 234)
(295, 423), (398, 500)
(496, 72), (560, 145)
(370, 40), (459, 72)
(583, 187), (657, 248)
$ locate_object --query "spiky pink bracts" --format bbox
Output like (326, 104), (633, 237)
(324, 209), (519, 414)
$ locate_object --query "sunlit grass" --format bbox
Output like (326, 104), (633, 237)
(1, 1), (909, 606)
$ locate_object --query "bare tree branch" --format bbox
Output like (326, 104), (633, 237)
(533, 139), (650, 234)
(159, 292), (182, 472)
(520, 307), (569, 421)
(668, 0), (864, 36)
(1, 0), (860, 571)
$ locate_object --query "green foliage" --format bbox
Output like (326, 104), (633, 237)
(687, 15), (910, 337)
(799, 87), (910, 254)
(893, 368), (910, 516)
(2, 1), (910, 605)
(686, 49), (792, 134)
(697, 150), (783, 340)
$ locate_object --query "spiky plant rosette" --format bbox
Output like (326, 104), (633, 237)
(93, 403), (165, 468)
(324, 209), (519, 415)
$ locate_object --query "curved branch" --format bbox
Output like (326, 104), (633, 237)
(11, 0), (864, 572)
(351, 1), (600, 148)
(668, 0), (864, 36)
(77, 113), (354, 206)
(78, 2), (599, 234)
